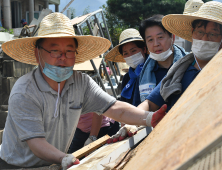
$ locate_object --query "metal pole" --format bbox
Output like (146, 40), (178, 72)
(86, 20), (93, 35)
(94, 15), (104, 37)
(79, 26), (84, 35)
(55, 4), (59, 12)
(108, 61), (119, 84)
(101, 11), (113, 48)
(3, 0), (11, 29)
(102, 59), (117, 98)
(90, 59), (106, 92)
(114, 62), (121, 76)
(44, 0), (49, 9)
(101, 10), (121, 76)
(29, 0), (34, 24)
(67, 9), (71, 19)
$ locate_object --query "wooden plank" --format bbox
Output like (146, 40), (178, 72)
(69, 127), (151, 170)
(73, 58), (102, 71)
(122, 49), (222, 170)
(72, 134), (110, 159)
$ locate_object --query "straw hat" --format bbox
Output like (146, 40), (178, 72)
(162, 1), (222, 42)
(1, 13), (111, 65)
(183, 0), (204, 14)
(105, 28), (144, 62)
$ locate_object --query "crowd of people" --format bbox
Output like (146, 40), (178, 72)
(0, 0), (222, 169)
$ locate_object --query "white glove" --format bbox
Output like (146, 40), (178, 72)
(61, 154), (78, 170)
(145, 111), (154, 126)
(107, 124), (139, 144)
(84, 135), (97, 146)
(107, 111), (155, 144)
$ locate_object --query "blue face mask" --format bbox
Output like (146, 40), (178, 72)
(42, 62), (73, 82)
(37, 48), (73, 82)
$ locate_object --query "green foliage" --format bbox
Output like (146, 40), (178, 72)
(68, 7), (76, 19)
(101, 4), (129, 46)
(106, 0), (188, 27)
(0, 27), (14, 34)
(83, 5), (90, 15)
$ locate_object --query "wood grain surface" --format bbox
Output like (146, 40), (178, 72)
(72, 135), (110, 159)
(123, 50), (222, 170)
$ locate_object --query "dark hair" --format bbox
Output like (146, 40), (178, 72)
(139, 14), (172, 41)
(192, 19), (222, 34)
(119, 41), (146, 55)
(35, 38), (79, 48)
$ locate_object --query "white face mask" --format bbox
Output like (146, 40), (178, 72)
(124, 52), (145, 68)
(149, 47), (173, 61)
(191, 39), (221, 60)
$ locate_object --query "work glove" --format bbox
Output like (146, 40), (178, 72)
(107, 124), (140, 144)
(107, 104), (167, 144)
(84, 135), (97, 146)
(61, 154), (80, 170)
(151, 104), (167, 128)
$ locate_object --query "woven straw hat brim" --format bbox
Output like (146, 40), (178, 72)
(162, 14), (222, 42)
(162, 1), (222, 42)
(105, 39), (144, 63)
(2, 35), (111, 65)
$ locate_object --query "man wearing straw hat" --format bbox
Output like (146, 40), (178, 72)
(109, 0), (222, 143)
(0, 13), (166, 169)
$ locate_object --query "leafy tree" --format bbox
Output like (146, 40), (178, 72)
(101, 4), (129, 46)
(83, 5), (90, 15)
(68, 7), (76, 19)
(106, 0), (212, 27)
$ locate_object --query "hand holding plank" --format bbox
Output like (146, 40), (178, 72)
(61, 154), (80, 170)
(107, 104), (167, 143)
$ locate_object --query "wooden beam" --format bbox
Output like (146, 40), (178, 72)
(122, 49), (222, 169)
(72, 134), (110, 159)
(69, 127), (151, 170)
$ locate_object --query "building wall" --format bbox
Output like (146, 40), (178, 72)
(0, 0), (59, 29)
(34, 0), (45, 11)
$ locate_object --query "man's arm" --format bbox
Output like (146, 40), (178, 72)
(104, 101), (147, 126)
(84, 113), (103, 146)
(90, 113), (103, 137)
(105, 102), (167, 143)
(137, 100), (160, 112)
(27, 138), (80, 169)
(26, 138), (66, 164)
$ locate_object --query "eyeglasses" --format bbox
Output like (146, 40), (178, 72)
(38, 46), (78, 59)
(193, 30), (222, 41)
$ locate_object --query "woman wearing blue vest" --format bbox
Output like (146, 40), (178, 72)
(105, 28), (147, 107)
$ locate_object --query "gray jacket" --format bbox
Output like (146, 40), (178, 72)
(160, 53), (194, 102)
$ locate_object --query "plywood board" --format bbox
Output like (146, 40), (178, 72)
(72, 135), (110, 159)
(123, 50), (222, 170)
(71, 13), (91, 26)
(73, 58), (102, 71)
(69, 127), (151, 170)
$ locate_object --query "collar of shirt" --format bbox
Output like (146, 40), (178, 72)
(153, 61), (172, 72)
(34, 66), (74, 96)
(187, 62), (200, 72)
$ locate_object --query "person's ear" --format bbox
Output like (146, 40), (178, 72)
(143, 46), (147, 54)
(35, 48), (40, 64)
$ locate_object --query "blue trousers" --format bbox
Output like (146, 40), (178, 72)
(68, 121), (120, 153)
